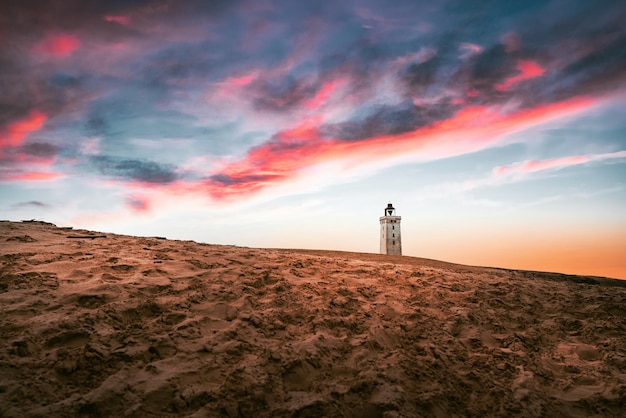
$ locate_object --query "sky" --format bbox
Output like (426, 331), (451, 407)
(1, 0), (625, 279)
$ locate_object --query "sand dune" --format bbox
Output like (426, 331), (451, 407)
(1, 221), (625, 417)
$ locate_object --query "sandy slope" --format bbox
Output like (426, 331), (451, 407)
(1, 221), (625, 417)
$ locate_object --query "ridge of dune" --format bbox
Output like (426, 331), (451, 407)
(1, 220), (625, 417)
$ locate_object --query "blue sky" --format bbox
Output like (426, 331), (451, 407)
(1, 0), (625, 278)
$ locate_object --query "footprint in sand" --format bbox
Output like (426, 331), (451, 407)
(75, 294), (109, 309)
(185, 259), (214, 269)
(45, 330), (91, 349)
(69, 269), (92, 279)
(142, 269), (168, 277)
(102, 273), (122, 282)
(109, 264), (137, 273)
(6, 235), (37, 242)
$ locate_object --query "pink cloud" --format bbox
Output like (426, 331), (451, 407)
(204, 117), (325, 200)
(105, 15), (131, 25)
(209, 72), (259, 103)
(126, 194), (151, 213)
(494, 156), (587, 176)
(33, 34), (80, 58)
(394, 48), (437, 66)
(203, 96), (596, 201)
(496, 60), (545, 91)
(2, 171), (64, 182)
(228, 73), (257, 87)
(459, 42), (482, 60)
(0, 110), (47, 148)
(304, 80), (339, 110)
(494, 151), (626, 177)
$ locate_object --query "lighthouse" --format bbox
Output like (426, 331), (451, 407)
(380, 203), (402, 255)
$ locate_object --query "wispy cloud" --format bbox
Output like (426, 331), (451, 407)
(458, 43), (483, 60)
(411, 150), (626, 204)
(494, 151), (626, 177)
(12, 200), (49, 209)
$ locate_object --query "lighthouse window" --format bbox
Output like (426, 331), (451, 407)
(392, 233), (395, 237)
(392, 240), (395, 245)
(392, 226), (394, 230)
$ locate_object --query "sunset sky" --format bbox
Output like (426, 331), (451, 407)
(1, 0), (625, 279)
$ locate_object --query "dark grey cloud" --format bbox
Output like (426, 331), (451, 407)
(250, 77), (319, 112)
(0, 0), (156, 34)
(137, 42), (226, 91)
(19, 143), (61, 158)
(404, 57), (441, 90)
(12, 201), (49, 208)
(85, 116), (110, 137)
(91, 156), (179, 184)
(537, 30), (626, 104)
(0, 143), (60, 170)
(208, 173), (279, 187)
(320, 101), (457, 141)
(469, 44), (515, 90)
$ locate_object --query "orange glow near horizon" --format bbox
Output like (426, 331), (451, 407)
(404, 216), (626, 280)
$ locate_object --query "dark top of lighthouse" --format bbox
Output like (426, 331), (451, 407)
(384, 203), (395, 216)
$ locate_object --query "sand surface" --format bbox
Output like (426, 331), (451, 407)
(1, 221), (625, 417)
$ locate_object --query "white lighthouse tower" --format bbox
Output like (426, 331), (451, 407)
(380, 203), (402, 255)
